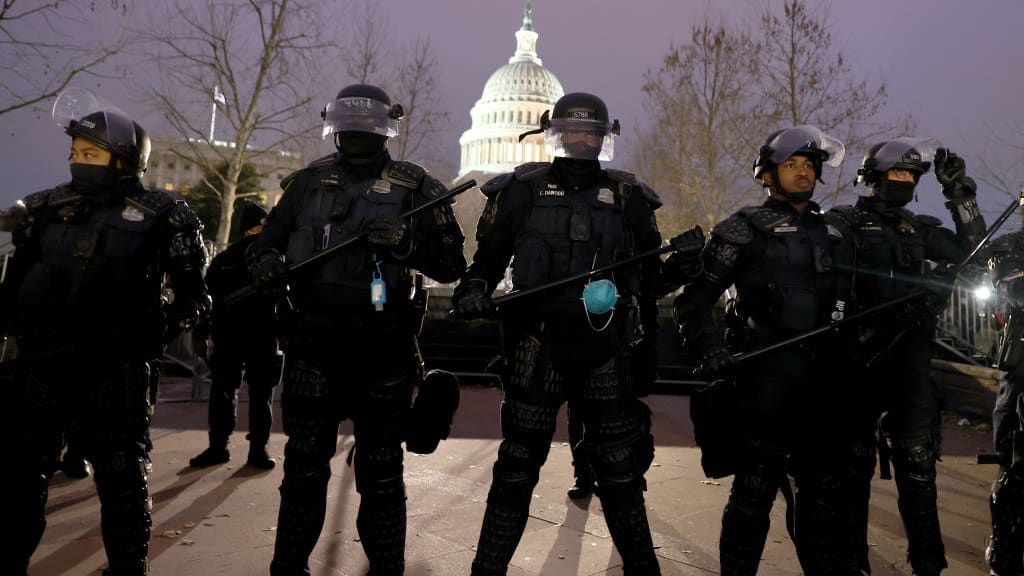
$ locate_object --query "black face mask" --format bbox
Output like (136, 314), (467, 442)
(563, 141), (601, 160)
(880, 180), (916, 206)
(70, 163), (116, 195)
(336, 132), (387, 163)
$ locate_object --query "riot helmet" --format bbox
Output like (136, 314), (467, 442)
(752, 125), (844, 184)
(536, 92), (620, 161)
(64, 110), (151, 177)
(321, 83), (404, 140)
(855, 137), (940, 206)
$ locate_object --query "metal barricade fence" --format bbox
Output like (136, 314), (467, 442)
(936, 281), (1000, 364)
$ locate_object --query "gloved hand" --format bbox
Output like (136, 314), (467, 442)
(366, 217), (409, 249)
(451, 278), (493, 319)
(934, 148), (976, 199)
(662, 225), (706, 287)
(697, 344), (735, 380)
(669, 225), (706, 257)
(251, 251), (288, 292)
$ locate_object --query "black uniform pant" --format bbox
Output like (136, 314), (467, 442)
(7, 348), (153, 576)
(206, 336), (280, 451)
(269, 315), (415, 576)
(567, 399), (593, 484)
(471, 320), (659, 576)
(718, 345), (860, 576)
(988, 354), (1024, 575)
(874, 326), (947, 576)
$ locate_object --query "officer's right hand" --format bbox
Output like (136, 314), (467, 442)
(451, 278), (492, 319)
(669, 225), (705, 257)
(697, 344), (736, 380)
(251, 252), (288, 291)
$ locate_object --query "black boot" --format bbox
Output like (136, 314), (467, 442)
(189, 446), (230, 468)
(567, 474), (596, 499)
(247, 446), (276, 470)
(62, 454), (92, 479)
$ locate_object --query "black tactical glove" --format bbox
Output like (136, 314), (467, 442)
(251, 251), (288, 292)
(451, 278), (493, 319)
(366, 217), (409, 250)
(667, 225), (706, 276)
(697, 344), (736, 380)
(934, 148), (977, 199)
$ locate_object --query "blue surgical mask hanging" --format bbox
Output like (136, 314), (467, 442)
(581, 255), (618, 331)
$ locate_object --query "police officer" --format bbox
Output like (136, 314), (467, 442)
(2, 105), (209, 575)
(980, 230), (1024, 576)
(677, 126), (857, 574)
(828, 140), (986, 575)
(190, 203), (281, 470)
(452, 92), (696, 576)
(248, 83), (466, 576)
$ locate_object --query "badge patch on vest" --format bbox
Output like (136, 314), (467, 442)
(121, 205), (146, 222)
(371, 179), (392, 194)
(773, 225), (798, 234)
(597, 188), (615, 204)
(540, 188), (565, 197)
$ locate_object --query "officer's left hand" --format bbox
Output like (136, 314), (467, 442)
(366, 217), (409, 249)
(934, 148), (976, 199)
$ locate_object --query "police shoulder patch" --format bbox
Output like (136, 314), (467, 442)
(513, 162), (551, 182)
(384, 160), (426, 189)
(480, 172), (514, 198)
(914, 213), (943, 228)
(710, 210), (755, 245)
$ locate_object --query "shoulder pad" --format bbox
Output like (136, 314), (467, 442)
(307, 152), (339, 169)
(825, 205), (857, 233)
(166, 199), (204, 231)
(986, 233), (1019, 254)
(710, 210), (755, 245)
(384, 160), (426, 188)
(914, 213), (943, 228)
(420, 174), (448, 199)
(744, 206), (793, 234)
(605, 168), (639, 186)
(127, 188), (176, 217)
(513, 162), (551, 181)
(606, 169), (663, 209)
(23, 188), (58, 211)
(282, 153), (339, 190)
(480, 172), (514, 198)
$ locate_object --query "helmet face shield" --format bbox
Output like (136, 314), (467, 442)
(54, 86), (148, 174)
(871, 137), (940, 174)
(765, 125), (846, 168)
(545, 118), (615, 161)
(322, 97), (399, 139)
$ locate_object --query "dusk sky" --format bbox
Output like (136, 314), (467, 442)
(3, 0), (1022, 227)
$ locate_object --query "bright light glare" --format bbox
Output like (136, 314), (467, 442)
(974, 285), (992, 301)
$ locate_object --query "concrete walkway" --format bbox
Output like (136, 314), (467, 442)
(32, 379), (995, 575)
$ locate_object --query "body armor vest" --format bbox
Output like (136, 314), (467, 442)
(510, 168), (634, 304)
(17, 185), (170, 345)
(833, 204), (931, 304)
(285, 160), (419, 293)
(730, 205), (841, 334)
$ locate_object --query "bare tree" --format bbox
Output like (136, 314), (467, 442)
(755, 0), (912, 205)
(972, 123), (1024, 227)
(0, 0), (132, 116)
(141, 0), (335, 248)
(634, 20), (768, 235)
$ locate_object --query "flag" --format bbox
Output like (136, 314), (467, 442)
(213, 85), (226, 105)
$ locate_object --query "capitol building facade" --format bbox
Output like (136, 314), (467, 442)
(453, 3), (564, 253)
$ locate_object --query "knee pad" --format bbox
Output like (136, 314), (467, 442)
(499, 398), (556, 447)
(891, 440), (938, 488)
(354, 442), (405, 499)
(730, 464), (782, 518)
(584, 400), (651, 486)
(987, 470), (1024, 575)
